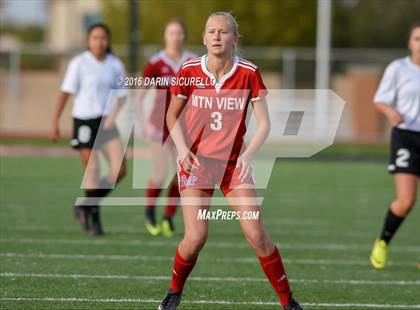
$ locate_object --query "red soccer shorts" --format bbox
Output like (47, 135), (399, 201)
(177, 156), (255, 196)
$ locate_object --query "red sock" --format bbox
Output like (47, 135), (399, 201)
(146, 179), (162, 209)
(169, 247), (197, 293)
(258, 247), (291, 306)
(164, 177), (180, 217)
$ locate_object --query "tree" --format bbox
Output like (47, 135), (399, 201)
(102, 0), (317, 48)
(333, 0), (420, 48)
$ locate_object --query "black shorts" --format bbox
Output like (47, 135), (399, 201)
(388, 127), (420, 177)
(71, 117), (120, 150)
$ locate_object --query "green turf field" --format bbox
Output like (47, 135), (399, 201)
(1, 155), (419, 309)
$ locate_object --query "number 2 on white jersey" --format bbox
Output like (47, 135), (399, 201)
(210, 111), (222, 131)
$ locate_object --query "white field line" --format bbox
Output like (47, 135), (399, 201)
(0, 204), (388, 226)
(1, 297), (420, 309)
(0, 224), (387, 238)
(75, 195), (399, 207)
(75, 197), (265, 207)
(0, 217), (335, 229)
(1, 237), (419, 253)
(0, 252), (415, 267)
(0, 207), (393, 227)
(1, 272), (419, 286)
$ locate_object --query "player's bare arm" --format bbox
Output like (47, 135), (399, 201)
(237, 98), (271, 182)
(135, 84), (151, 137)
(50, 91), (70, 142)
(374, 102), (404, 127)
(166, 94), (200, 173)
(103, 96), (126, 129)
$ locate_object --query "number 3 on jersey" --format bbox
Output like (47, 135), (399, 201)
(210, 111), (222, 131)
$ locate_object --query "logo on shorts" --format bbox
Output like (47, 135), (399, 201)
(78, 125), (92, 143)
(187, 176), (197, 186)
(70, 139), (79, 146)
(181, 175), (197, 187)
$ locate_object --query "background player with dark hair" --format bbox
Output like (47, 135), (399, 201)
(136, 18), (196, 237)
(370, 22), (420, 269)
(50, 23), (127, 235)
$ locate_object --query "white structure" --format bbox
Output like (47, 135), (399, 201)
(47, 0), (102, 51)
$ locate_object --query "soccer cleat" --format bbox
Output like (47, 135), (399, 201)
(158, 290), (182, 310)
(417, 257), (420, 270)
(73, 206), (90, 232)
(145, 221), (161, 236)
(88, 206), (104, 236)
(161, 216), (175, 237)
(89, 222), (104, 236)
(283, 295), (303, 310)
(145, 207), (161, 236)
(370, 239), (388, 270)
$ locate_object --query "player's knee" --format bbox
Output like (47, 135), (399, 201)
(155, 172), (168, 185)
(150, 173), (166, 187)
(108, 165), (126, 184)
(185, 233), (207, 252)
(393, 196), (416, 216)
(117, 165), (126, 181)
(244, 230), (269, 250)
(85, 166), (100, 179)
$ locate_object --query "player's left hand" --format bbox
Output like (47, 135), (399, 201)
(146, 123), (157, 138)
(236, 154), (253, 183)
(103, 115), (115, 130)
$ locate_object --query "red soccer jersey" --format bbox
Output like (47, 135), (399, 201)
(142, 50), (196, 131)
(170, 55), (267, 161)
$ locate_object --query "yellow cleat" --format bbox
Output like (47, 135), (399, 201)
(145, 222), (161, 236)
(416, 257), (420, 270)
(370, 239), (388, 270)
(161, 217), (175, 238)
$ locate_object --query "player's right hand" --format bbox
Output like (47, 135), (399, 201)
(50, 125), (60, 142)
(179, 149), (200, 173)
(146, 123), (156, 138)
(236, 154), (253, 183)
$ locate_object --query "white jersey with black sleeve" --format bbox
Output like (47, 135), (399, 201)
(374, 56), (420, 132)
(61, 51), (127, 120)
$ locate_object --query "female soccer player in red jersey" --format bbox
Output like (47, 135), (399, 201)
(137, 18), (196, 237)
(50, 23), (127, 235)
(158, 12), (302, 310)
